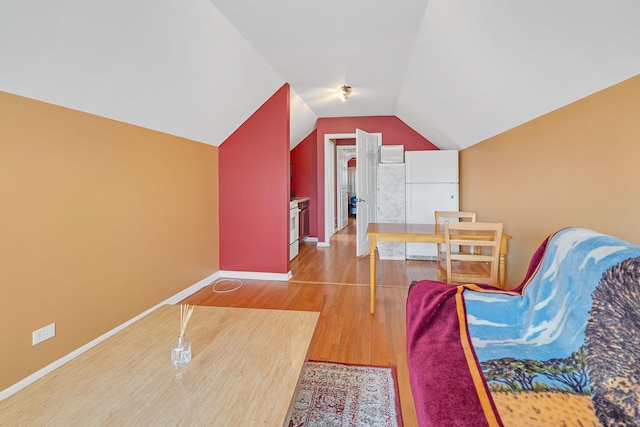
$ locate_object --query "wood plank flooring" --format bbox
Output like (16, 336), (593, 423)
(182, 218), (438, 426)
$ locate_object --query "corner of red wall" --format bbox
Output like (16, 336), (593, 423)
(219, 84), (291, 273)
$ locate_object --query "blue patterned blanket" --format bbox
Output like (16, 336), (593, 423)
(465, 227), (640, 425)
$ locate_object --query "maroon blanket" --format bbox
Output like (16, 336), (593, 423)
(406, 239), (547, 426)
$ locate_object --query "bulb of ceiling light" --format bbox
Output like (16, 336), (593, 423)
(339, 85), (352, 102)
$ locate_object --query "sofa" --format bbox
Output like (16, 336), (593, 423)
(406, 227), (640, 426)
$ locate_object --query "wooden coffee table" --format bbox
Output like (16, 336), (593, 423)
(0, 305), (319, 426)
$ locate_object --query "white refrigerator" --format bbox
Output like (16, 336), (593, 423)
(405, 150), (459, 259)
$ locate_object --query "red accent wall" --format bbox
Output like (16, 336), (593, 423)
(290, 130), (318, 236)
(219, 84), (290, 273)
(313, 116), (438, 242)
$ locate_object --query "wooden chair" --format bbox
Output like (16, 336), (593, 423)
(436, 221), (503, 287)
(435, 211), (476, 281)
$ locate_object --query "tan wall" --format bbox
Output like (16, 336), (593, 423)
(0, 92), (219, 390)
(460, 75), (640, 288)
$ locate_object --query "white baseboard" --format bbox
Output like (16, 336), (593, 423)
(379, 256), (406, 261)
(0, 271), (220, 402)
(303, 237), (318, 243)
(317, 241), (330, 247)
(218, 270), (292, 281)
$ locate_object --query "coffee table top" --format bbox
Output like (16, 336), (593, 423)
(0, 305), (319, 426)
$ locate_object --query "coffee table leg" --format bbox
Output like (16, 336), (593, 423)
(369, 237), (377, 314)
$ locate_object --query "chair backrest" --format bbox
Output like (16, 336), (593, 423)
(443, 221), (503, 286)
(435, 211), (477, 264)
(435, 211), (476, 230)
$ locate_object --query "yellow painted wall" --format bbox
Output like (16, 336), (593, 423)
(460, 75), (640, 288)
(0, 92), (219, 390)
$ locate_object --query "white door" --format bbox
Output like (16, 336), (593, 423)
(355, 129), (379, 256)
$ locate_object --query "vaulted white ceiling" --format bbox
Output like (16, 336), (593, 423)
(2, 1), (639, 150)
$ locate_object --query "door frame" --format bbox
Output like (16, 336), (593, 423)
(322, 137), (337, 247)
(322, 134), (353, 246)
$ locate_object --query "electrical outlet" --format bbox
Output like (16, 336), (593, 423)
(32, 323), (56, 345)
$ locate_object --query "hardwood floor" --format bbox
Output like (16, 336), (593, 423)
(182, 218), (438, 426)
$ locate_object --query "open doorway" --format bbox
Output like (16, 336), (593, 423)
(347, 160), (357, 217)
(322, 133), (355, 246)
(337, 145), (356, 231)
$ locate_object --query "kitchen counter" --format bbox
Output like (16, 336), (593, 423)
(290, 197), (310, 205)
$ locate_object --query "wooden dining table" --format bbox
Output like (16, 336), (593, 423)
(366, 222), (511, 314)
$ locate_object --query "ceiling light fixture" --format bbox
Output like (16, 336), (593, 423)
(339, 85), (352, 102)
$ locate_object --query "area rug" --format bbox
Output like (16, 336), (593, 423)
(289, 361), (403, 427)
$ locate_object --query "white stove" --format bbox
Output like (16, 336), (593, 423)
(289, 200), (300, 260)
